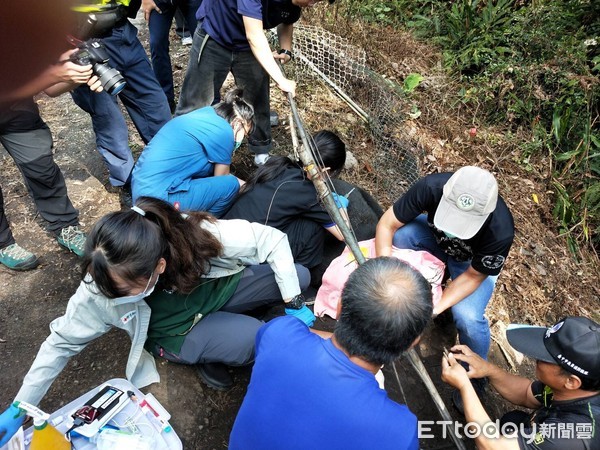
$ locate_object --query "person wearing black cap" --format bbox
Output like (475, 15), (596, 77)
(441, 316), (600, 449)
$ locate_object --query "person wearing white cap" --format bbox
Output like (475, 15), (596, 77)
(375, 166), (514, 363)
(441, 316), (600, 449)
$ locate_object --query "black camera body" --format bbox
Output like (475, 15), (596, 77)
(70, 39), (126, 95)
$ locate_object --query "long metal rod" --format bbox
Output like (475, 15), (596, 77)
(282, 67), (466, 450)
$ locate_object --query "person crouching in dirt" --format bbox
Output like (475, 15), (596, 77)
(131, 88), (254, 217)
(229, 257), (433, 450)
(223, 130), (348, 271)
(375, 166), (514, 408)
(442, 316), (600, 449)
(0, 196), (314, 445)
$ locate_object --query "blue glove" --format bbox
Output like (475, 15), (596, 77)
(0, 403), (25, 446)
(331, 192), (349, 209)
(285, 305), (316, 327)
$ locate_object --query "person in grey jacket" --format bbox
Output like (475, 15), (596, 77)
(0, 196), (312, 445)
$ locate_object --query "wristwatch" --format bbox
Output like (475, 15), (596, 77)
(285, 294), (305, 310)
(278, 48), (293, 60)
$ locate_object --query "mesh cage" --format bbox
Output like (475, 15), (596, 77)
(278, 24), (422, 203)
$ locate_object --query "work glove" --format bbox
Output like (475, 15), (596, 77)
(285, 305), (316, 327)
(0, 403), (24, 446)
(332, 192), (349, 209)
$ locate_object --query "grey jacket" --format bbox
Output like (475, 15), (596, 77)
(15, 219), (300, 405)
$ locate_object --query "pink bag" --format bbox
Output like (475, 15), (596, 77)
(314, 239), (445, 319)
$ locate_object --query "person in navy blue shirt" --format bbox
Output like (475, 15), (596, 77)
(229, 257), (433, 450)
(176, 0), (332, 165)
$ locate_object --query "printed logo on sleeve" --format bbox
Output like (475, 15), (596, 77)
(481, 255), (505, 269)
(120, 311), (137, 324)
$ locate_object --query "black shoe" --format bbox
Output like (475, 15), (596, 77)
(196, 362), (233, 391)
(452, 377), (487, 415)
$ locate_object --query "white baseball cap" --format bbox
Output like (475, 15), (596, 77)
(433, 166), (498, 239)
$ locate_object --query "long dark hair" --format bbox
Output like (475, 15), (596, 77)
(213, 87), (255, 133)
(81, 197), (223, 297)
(240, 130), (346, 194)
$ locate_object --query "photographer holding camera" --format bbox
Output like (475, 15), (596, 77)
(69, 0), (171, 194)
(0, 50), (103, 269)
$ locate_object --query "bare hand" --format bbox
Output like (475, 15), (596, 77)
(142, 0), (162, 21)
(87, 75), (103, 93)
(441, 352), (471, 390)
(272, 51), (292, 65)
(277, 78), (296, 97)
(450, 344), (494, 379)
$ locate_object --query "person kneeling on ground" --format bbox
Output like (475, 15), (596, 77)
(229, 257), (433, 450)
(223, 130), (348, 270)
(0, 196), (313, 446)
(442, 316), (600, 449)
(131, 88), (254, 217)
(376, 165), (515, 404)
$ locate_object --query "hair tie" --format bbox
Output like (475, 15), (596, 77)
(131, 206), (146, 216)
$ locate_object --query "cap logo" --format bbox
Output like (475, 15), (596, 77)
(456, 194), (475, 211)
(545, 321), (564, 339)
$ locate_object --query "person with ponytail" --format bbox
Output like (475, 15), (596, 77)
(223, 130), (347, 270)
(131, 87), (254, 217)
(0, 197), (311, 438)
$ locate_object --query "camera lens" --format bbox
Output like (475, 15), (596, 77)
(93, 63), (126, 96)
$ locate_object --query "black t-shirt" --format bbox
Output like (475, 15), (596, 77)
(392, 172), (514, 276)
(223, 167), (334, 231)
(517, 381), (600, 449)
(0, 98), (47, 134)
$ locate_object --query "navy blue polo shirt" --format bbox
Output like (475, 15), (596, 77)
(197, 0), (301, 51)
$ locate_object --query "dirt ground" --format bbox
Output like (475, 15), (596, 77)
(1, 11), (599, 450)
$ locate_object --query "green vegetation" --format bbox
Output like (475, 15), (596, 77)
(346, 0), (600, 254)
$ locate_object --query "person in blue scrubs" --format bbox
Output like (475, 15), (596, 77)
(131, 88), (254, 216)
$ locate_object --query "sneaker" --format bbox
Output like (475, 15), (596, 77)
(181, 36), (193, 46)
(0, 243), (39, 271)
(56, 226), (87, 257)
(196, 363), (234, 391)
(254, 153), (271, 166)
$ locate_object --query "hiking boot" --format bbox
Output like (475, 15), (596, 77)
(452, 377), (488, 415)
(56, 226), (87, 257)
(0, 243), (39, 271)
(196, 362), (233, 391)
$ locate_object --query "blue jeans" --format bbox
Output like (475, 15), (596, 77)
(176, 27), (271, 155)
(392, 215), (497, 359)
(71, 21), (171, 186)
(148, 0), (201, 106)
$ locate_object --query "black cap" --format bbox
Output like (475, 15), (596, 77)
(506, 316), (600, 381)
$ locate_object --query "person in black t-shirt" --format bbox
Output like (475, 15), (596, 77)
(442, 316), (600, 450)
(376, 166), (514, 363)
(224, 130), (347, 269)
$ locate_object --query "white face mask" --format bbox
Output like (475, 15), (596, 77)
(113, 272), (159, 305)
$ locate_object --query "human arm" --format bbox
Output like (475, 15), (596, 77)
(375, 207), (405, 257)
(212, 220), (301, 300)
(323, 193), (350, 241)
(449, 344), (540, 408)
(213, 163), (231, 176)
(441, 353), (521, 450)
(273, 22), (294, 64)
(242, 16), (296, 96)
(14, 282), (113, 406)
(432, 266), (488, 316)
(141, 0), (162, 22)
